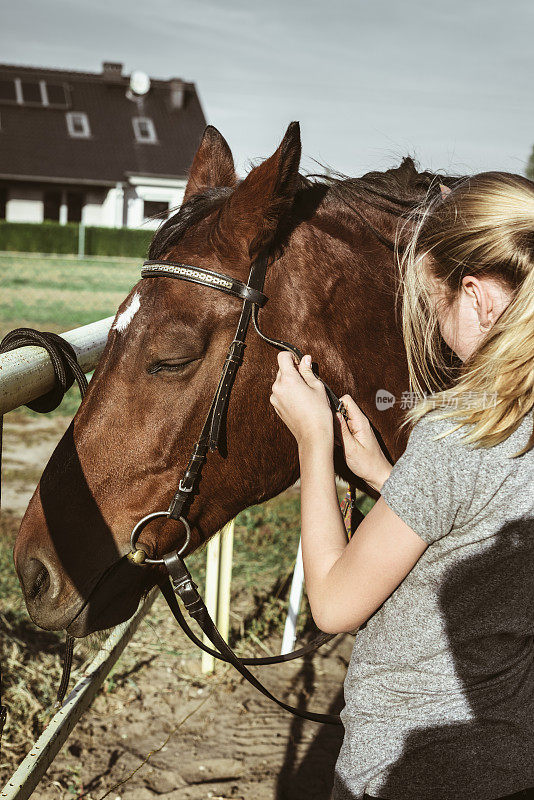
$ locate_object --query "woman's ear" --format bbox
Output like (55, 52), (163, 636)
(461, 275), (494, 329)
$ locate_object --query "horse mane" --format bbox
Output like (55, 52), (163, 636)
(148, 187), (234, 260)
(148, 155), (466, 259)
(301, 156), (465, 223)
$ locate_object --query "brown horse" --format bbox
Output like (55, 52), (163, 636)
(13, 122), (456, 637)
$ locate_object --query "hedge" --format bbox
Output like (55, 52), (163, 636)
(0, 221), (154, 258)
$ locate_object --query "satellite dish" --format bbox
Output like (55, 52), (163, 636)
(129, 70), (151, 96)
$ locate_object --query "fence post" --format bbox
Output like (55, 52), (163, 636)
(202, 532), (221, 674)
(281, 537), (304, 655)
(201, 519), (235, 673)
(77, 223), (85, 259)
(217, 518), (234, 644)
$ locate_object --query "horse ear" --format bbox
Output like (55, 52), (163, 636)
(215, 121), (302, 259)
(183, 125), (237, 203)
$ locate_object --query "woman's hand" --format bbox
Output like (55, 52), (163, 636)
(270, 352), (333, 448)
(336, 395), (392, 493)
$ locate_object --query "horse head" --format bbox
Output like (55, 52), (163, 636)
(14, 121), (410, 636)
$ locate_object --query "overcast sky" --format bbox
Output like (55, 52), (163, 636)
(3, 0), (533, 179)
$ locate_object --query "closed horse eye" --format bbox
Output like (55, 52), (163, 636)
(147, 359), (198, 374)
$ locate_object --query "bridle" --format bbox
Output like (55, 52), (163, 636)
(129, 253), (350, 561)
(127, 252), (361, 726)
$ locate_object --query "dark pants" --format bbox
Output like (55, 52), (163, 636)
(363, 789), (534, 800)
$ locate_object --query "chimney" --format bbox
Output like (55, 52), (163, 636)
(102, 62), (123, 83)
(169, 78), (186, 110)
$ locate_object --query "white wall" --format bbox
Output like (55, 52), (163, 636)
(3, 179), (187, 228)
(6, 187), (43, 223)
(125, 179), (187, 229)
(99, 186), (125, 228)
(4, 185), (119, 228)
(82, 191), (107, 226)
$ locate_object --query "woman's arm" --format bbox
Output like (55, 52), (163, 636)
(270, 350), (429, 635)
(298, 437), (428, 634)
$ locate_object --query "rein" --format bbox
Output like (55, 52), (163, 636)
(128, 253), (363, 726)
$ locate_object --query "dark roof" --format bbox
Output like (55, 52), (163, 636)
(0, 62), (207, 186)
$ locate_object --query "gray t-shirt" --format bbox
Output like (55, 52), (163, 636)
(332, 409), (534, 800)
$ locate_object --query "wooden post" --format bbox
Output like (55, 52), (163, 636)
(217, 518), (234, 644)
(201, 519), (235, 674)
(201, 532), (221, 674)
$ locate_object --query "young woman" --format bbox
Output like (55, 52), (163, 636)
(269, 171), (534, 800)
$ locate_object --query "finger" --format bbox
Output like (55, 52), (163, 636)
(277, 350), (297, 372)
(338, 412), (350, 436)
(298, 353), (323, 388)
(340, 394), (363, 414)
(338, 411), (362, 446)
(335, 413), (354, 450)
(339, 395), (370, 431)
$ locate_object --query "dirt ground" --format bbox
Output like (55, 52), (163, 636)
(1, 413), (353, 800)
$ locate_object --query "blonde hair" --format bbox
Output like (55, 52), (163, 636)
(394, 170), (534, 458)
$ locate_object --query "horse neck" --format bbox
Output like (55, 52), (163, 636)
(266, 201), (410, 459)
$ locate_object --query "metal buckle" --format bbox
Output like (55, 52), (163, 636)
(128, 511), (191, 565)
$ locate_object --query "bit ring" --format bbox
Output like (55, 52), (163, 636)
(128, 511), (191, 565)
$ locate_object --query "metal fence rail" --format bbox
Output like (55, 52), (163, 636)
(0, 316), (114, 415)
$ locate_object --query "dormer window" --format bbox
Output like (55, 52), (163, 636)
(66, 112), (90, 138)
(0, 77), (69, 108)
(132, 117), (157, 144)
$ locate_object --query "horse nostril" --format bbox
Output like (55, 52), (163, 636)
(23, 558), (51, 600)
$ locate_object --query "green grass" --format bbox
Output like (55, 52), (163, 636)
(0, 251), (140, 416)
(0, 251), (139, 336)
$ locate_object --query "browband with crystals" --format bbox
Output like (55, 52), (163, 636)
(141, 260), (268, 307)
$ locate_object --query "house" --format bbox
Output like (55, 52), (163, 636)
(0, 61), (207, 229)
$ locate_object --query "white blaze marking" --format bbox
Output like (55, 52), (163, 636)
(113, 293), (141, 333)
